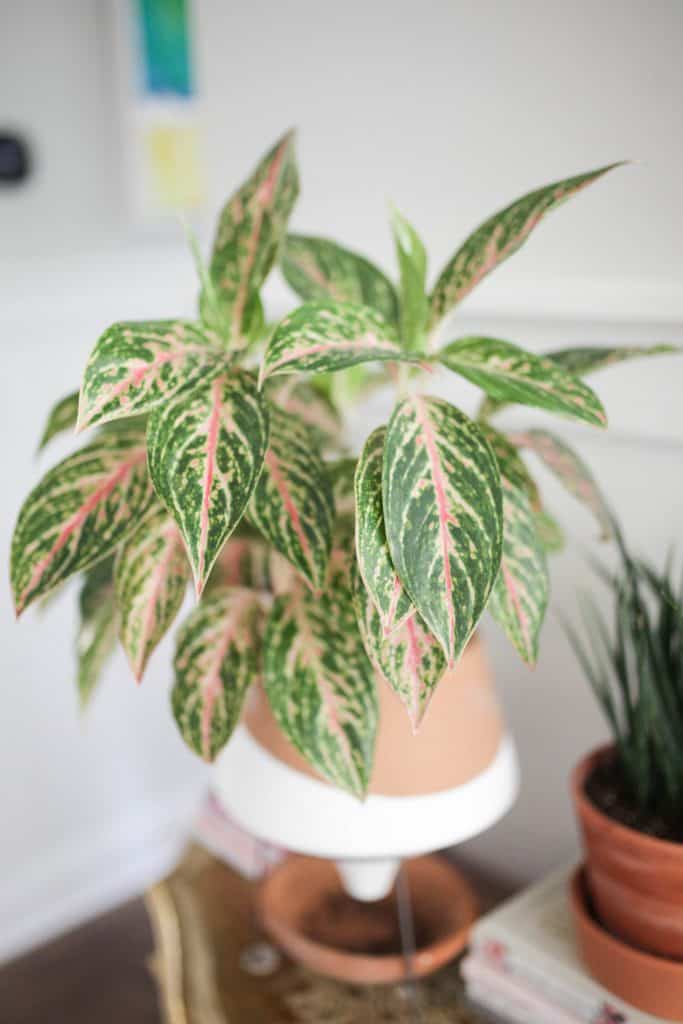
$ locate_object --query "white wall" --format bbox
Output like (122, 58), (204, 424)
(1, 0), (682, 960)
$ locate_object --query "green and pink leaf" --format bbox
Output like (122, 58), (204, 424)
(78, 321), (225, 432)
(383, 397), (503, 664)
(115, 504), (190, 681)
(351, 560), (445, 730)
(147, 370), (269, 594)
(354, 427), (412, 634)
(429, 163), (621, 326)
(11, 429), (155, 615)
(440, 336), (607, 428)
(172, 587), (263, 761)
(509, 428), (612, 540)
(247, 404), (333, 591)
(260, 300), (412, 383)
(281, 234), (399, 323)
(487, 478), (549, 665)
(263, 579), (378, 798)
(38, 391), (79, 450)
(76, 557), (118, 709)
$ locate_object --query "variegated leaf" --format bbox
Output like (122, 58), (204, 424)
(282, 234), (399, 323)
(115, 504), (190, 681)
(488, 479), (549, 666)
(383, 397), (503, 664)
(204, 131), (299, 341)
(351, 559), (445, 730)
(260, 300), (412, 384)
(545, 343), (679, 377)
(440, 336), (607, 427)
(11, 429), (155, 616)
(354, 427), (412, 634)
(206, 535), (272, 593)
(535, 506), (565, 554)
(76, 558), (118, 709)
(172, 588), (263, 761)
(247, 404), (333, 590)
(147, 370), (269, 594)
(509, 428), (612, 539)
(480, 343), (678, 419)
(478, 423), (539, 507)
(390, 206), (428, 351)
(78, 321), (225, 432)
(429, 163), (620, 326)
(270, 379), (342, 450)
(263, 579), (378, 798)
(38, 391), (78, 451)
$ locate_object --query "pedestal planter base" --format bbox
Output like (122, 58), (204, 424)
(257, 854), (477, 984)
(569, 865), (683, 1022)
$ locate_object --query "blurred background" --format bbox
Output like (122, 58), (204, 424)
(1, 0), (681, 963)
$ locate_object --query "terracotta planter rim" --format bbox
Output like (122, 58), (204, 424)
(572, 742), (683, 857)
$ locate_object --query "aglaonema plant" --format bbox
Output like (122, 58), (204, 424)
(11, 130), (676, 798)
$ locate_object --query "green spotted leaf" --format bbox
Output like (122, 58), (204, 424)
(12, 429), (155, 616)
(172, 587), (263, 762)
(439, 336), (607, 427)
(383, 397), (503, 664)
(281, 234), (399, 323)
(480, 343), (678, 419)
(263, 542), (378, 797)
(247, 404), (334, 591)
(351, 559), (445, 730)
(534, 506), (565, 554)
(270, 380), (342, 450)
(478, 423), (539, 508)
(147, 370), (269, 595)
(488, 478), (549, 666)
(78, 321), (225, 432)
(260, 301), (412, 384)
(390, 206), (428, 352)
(38, 391), (78, 451)
(429, 163), (621, 326)
(354, 427), (412, 634)
(203, 131), (299, 341)
(76, 558), (118, 709)
(510, 428), (612, 540)
(115, 504), (190, 681)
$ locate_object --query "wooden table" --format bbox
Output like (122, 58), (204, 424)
(0, 847), (500, 1023)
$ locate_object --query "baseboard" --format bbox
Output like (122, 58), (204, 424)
(0, 782), (203, 965)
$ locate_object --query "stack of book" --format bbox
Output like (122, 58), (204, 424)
(462, 865), (668, 1023)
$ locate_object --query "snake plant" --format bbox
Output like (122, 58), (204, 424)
(11, 130), (675, 796)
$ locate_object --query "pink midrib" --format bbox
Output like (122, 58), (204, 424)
(197, 378), (222, 591)
(133, 525), (183, 681)
(17, 449), (146, 614)
(415, 398), (456, 663)
(264, 449), (314, 579)
(231, 138), (287, 337)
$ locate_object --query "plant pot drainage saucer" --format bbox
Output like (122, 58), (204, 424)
(569, 865), (683, 1021)
(256, 853), (478, 985)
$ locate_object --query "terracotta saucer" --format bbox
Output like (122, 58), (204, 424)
(257, 854), (478, 985)
(569, 865), (683, 1021)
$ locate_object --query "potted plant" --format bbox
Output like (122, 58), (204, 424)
(10, 130), (673, 980)
(567, 525), (683, 1018)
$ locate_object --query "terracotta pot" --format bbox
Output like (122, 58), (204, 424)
(572, 744), (683, 959)
(569, 865), (683, 1021)
(245, 633), (504, 796)
(257, 853), (478, 985)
